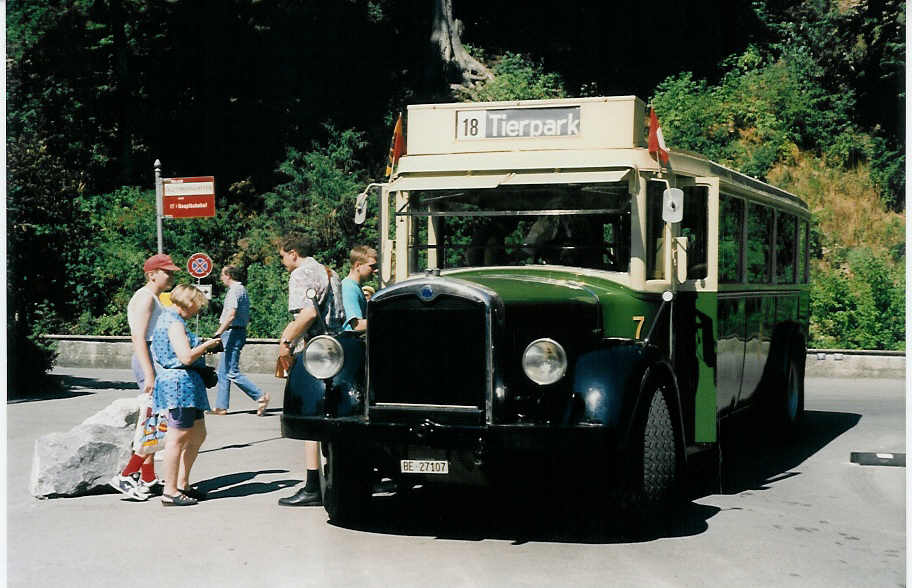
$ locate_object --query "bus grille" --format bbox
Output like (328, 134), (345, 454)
(368, 294), (487, 408)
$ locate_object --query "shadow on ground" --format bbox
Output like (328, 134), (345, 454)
(718, 409), (861, 494)
(331, 409), (860, 544)
(347, 486), (721, 544)
(9, 374), (137, 403)
(194, 470), (302, 500)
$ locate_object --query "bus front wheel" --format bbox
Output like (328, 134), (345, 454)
(624, 381), (681, 520)
(320, 441), (372, 523)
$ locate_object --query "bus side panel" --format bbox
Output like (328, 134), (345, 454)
(672, 291), (718, 444)
(717, 295), (744, 415)
(739, 295), (768, 404)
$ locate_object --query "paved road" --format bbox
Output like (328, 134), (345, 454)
(7, 369), (906, 587)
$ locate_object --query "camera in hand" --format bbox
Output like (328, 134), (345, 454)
(207, 339), (224, 353)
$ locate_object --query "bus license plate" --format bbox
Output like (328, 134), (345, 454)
(400, 459), (449, 474)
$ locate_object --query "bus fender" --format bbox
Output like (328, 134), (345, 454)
(570, 343), (686, 457)
(283, 334), (365, 418)
(570, 342), (650, 429)
(761, 321), (806, 394)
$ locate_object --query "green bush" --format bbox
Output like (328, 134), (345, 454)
(652, 44), (903, 210)
(810, 249), (904, 350)
(455, 52), (567, 102)
(46, 124), (379, 343)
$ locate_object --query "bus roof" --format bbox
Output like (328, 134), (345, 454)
(398, 96), (807, 214)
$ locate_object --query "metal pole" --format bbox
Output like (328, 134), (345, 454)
(154, 159), (163, 254)
(196, 278), (201, 334)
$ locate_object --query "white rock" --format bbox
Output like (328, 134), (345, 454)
(30, 424), (134, 497)
(81, 394), (143, 428)
(30, 396), (146, 498)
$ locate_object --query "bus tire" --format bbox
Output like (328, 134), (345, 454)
(776, 354), (804, 438)
(623, 381), (681, 526)
(320, 441), (372, 523)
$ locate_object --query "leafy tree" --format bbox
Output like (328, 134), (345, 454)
(652, 42), (903, 208)
(454, 51), (567, 102)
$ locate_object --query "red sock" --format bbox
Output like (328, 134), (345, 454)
(121, 454), (144, 476)
(140, 460), (156, 483)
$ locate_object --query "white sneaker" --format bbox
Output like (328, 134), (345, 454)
(129, 485), (151, 501)
(110, 472), (143, 498)
(135, 478), (163, 498)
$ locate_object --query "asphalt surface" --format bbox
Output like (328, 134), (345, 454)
(6, 369), (907, 587)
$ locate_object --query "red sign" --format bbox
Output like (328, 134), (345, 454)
(163, 176), (215, 218)
(187, 252), (213, 279)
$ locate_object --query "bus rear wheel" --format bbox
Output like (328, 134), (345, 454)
(776, 355), (804, 437)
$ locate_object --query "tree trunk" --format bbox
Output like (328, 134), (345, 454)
(429, 0), (492, 93)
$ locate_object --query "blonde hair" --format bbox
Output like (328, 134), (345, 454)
(350, 245), (378, 265)
(169, 284), (208, 311)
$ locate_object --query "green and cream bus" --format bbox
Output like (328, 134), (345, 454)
(282, 96), (810, 522)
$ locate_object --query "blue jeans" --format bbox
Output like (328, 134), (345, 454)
(216, 327), (264, 409)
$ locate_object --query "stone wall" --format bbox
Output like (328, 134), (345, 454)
(45, 336), (906, 378)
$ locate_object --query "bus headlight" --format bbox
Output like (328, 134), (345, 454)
(522, 338), (567, 385)
(303, 335), (344, 379)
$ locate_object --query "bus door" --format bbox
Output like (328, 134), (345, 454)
(669, 178), (717, 444)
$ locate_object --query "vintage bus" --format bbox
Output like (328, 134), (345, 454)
(281, 96), (811, 522)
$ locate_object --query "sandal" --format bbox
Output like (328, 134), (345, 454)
(161, 493), (198, 507)
(257, 393), (270, 416)
(179, 486), (207, 500)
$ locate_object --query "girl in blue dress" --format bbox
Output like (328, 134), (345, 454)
(152, 284), (222, 506)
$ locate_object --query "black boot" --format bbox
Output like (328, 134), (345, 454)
(278, 487), (322, 507)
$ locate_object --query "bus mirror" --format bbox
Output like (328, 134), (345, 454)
(661, 291), (674, 302)
(674, 236), (688, 282)
(354, 191), (369, 225)
(662, 188), (684, 223)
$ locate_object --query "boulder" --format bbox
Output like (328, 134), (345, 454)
(81, 395), (143, 428)
(29, 396), (143, 498)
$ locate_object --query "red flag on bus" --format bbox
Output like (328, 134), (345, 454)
(385, 113), (405, 177)
(648, 107), (670, 165)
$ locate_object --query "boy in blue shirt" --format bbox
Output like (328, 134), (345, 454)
(341, 245), (378, 331)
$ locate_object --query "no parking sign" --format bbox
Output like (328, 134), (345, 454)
(187, 252), (213, 279)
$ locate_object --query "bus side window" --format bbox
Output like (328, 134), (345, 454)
(747, 203), (773, 283)
(776, 212), (797, 283)
(719, 194), (743, 283)
(798, 220), (809, 283)
(682, 186), (708, 279)
(646, 180), (666, 280)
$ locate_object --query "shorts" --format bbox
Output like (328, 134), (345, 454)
(167, 407), (205, 429)
(132, 343), (160, 390)
(132, 351), (148, 390)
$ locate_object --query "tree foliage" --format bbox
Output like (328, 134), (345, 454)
(454, 51), (567, 102)
(651, 0), (904, 210)
(6, 1), (905, 390)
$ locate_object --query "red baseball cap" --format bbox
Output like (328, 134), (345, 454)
(143, 253), (180, 272)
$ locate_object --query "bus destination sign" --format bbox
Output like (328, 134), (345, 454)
(456, 106), (580, 141)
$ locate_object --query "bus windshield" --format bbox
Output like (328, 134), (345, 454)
(401, 182), (631, 272)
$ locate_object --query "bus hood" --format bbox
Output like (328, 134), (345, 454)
(452, 270), (604, 346)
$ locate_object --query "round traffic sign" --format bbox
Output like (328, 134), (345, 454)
(187, 252), (213, 279)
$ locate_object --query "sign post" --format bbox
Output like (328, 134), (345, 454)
(163, 177), (216, 218)
(154, 160), (164, 254)
(151, 163), (216, 253)
(187, 252), (214, 332)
